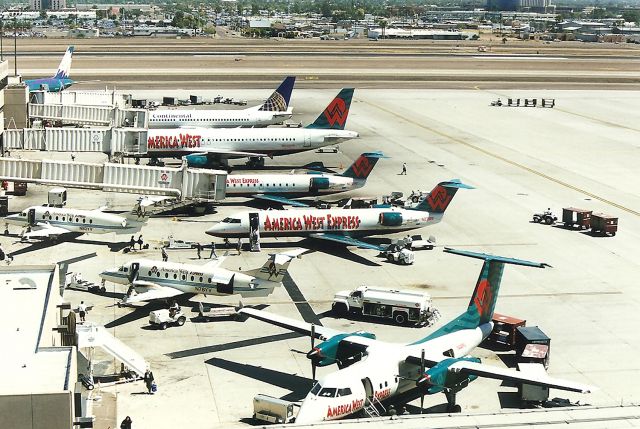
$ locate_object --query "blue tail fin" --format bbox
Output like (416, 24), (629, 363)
(53, 46), (74, 79)
(412, 249), (548, 344)
(259, 76), (296, 112)
(306, 88), (354, 130)
(412, 179), (474, 213)
(340, 152), (386, 180)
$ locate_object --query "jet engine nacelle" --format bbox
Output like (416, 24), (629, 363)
(378, 212), (403, 227)
(310, 177), (331, 192)
(185, 154), (209, 167)
(417, 357), (480, 394)
(307, 332), (375, 368)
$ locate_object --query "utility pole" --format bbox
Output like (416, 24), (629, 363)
(13, 16), (17, 76)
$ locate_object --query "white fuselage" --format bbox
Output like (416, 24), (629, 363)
(148, 108), (293, 129)
(100, 259), (279, 298)
(225, 173), (362, 198)
(145, 127), (359, 158)
(4, 205), (142, 235)
(206, 207), (439, 239)
(295, 324), (492, 424)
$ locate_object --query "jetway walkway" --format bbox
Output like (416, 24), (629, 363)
(76, 323), (148, 377)
(0, 157), (226, 201)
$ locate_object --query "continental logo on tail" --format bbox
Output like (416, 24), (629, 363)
(350, 156), (373, 178)
(427, 185), (453, 211)
(324, 98), (349, 128)
(260, 92), (287, 112)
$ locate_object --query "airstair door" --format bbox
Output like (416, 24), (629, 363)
(361, 377), (374, 402)
(249, 212), (261, 252)
(27, 208), (36, 226)
(128, 262), (140, 282)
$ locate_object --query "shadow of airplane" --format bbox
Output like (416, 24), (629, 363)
(206, 357), (311, 402)
(105, 294), (197, 328)
(8, 234), (131, 257)
(167, 331), (301, 359)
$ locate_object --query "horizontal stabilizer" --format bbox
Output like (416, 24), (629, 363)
(444, 248), (550, 269)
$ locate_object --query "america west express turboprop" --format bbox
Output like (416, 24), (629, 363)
(148, 76), (295, 129)
(225, 152), (386, 207)
(206, 179), (472, 251)
(142, 88), (358, 168)
(239, 248), (593, 424)
(4, 200), (148, 241)
(100, 248), (305, 305)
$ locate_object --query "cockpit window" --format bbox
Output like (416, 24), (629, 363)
(310, 383), (321, 396)
(318, 388), (337, 398)
(337, 388), (352, 397)
(222, 217), (241, 224)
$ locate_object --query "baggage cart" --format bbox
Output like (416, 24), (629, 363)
(591, 213), (617, 236)
(488, 313), (526, 349)
(562, 207), (592, 229)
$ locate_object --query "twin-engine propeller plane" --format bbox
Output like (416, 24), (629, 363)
(148, 76), (296, 129)
(206, 179), (472, 251)
(4, 200), (149, 241)
(100, 248), (305, 305)
(225, 152), (386, 207)
(239, 248), (594, 423)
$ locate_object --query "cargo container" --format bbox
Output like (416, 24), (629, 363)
(515, 326), (550, 369)
(591, 213), (618, 236)
(562, 207), (592, 229)
(488, 313), (526, 348)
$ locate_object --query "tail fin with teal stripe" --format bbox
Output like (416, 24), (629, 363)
(412, 248), (548, 344)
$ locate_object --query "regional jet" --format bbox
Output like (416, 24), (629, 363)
(100, 248), (305, 305)
(225, 152), (386, 207)
(25, 46), (75, 92)
(4, 200), (148, 240)
(144, 88), (358, 167)
(148, 76), (295, 129)
(206, 179), (472, 251)
(239, 248), (593, 423)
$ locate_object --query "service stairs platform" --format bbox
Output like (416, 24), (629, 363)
(76, 323), (148, 376)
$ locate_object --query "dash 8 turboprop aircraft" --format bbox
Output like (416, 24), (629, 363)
(100, 248), (305, 304)
(24, 46), (75, 92)
(4, 200), (148, 240)
(226, 152), (386, 207)
(144, 88), (358, 167)
(239, 248), (593, 423)
(148, 76), (295, 129)
(207, 179), (472, 251)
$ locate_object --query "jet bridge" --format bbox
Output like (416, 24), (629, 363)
(0, 157), (226, 201)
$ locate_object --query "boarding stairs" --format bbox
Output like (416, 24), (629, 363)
(76, 323), (148, 377)
(363, 396), (385, 418)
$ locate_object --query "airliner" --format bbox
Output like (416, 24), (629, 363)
(100, 248), (305, 304)
(206, 179), (472, 251)
(239, 248), (593, 423)
(4, 200), (148, 240)
(143, 88), (358, 167)
(226, 152), (385, 207)
(148, 76), (295, 129)
(25, 46), (75, 92)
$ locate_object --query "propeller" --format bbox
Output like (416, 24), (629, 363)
(306, 324), (318, 382)
(419, 349), (426, 413)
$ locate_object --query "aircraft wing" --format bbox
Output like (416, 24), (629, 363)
(23, 223), (71, 239)
(240, 307), (343, 340)
(252, 194), (309, 207)
(183, 148), (265, 158)
(448, 360), (594, 393)
(123, 281), (183, 304)
(309, 233), (386, 251)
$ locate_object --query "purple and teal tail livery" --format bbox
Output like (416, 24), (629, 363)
(413, 249), (548, 344)
(340, 152), (386, 180)
(306, 88), (354, 130)
(25, 45), (75, 93)
(259, 76), (296, 112)
(413, 179), (474, 213)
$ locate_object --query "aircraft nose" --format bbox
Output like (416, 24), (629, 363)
(294, 400), (325, 424)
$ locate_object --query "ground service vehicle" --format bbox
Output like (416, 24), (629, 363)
(332, 286), (438, 326)
(149, 309), (187, 329)
(532, 210), (557, 225)
(253, 394), (299, 424)
(383, 245), (415, 265)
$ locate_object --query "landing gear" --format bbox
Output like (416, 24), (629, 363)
(247, 157), (265, 168)
(444, 391), (461, 413)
